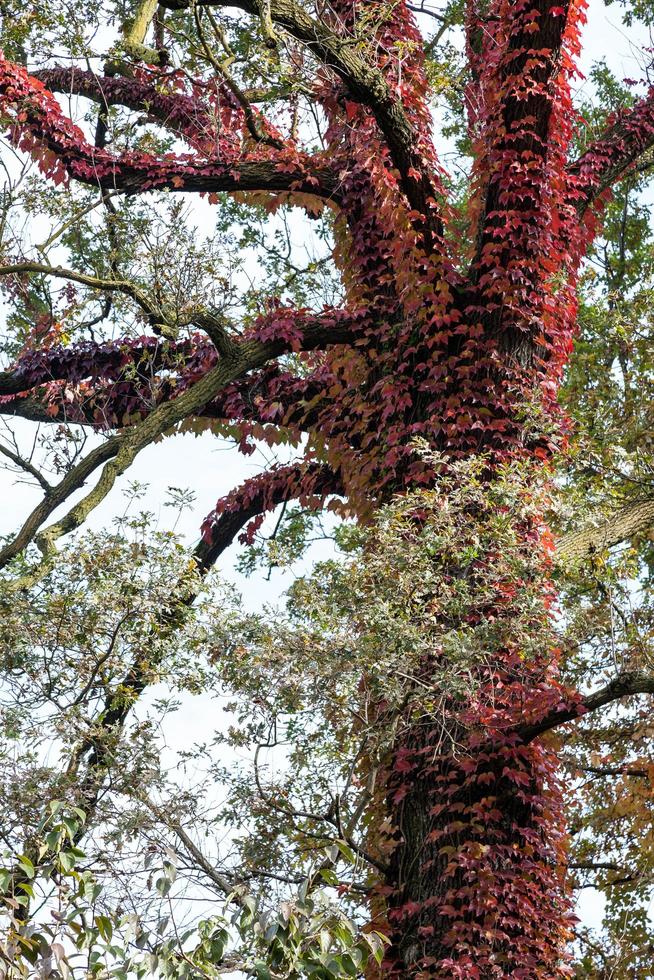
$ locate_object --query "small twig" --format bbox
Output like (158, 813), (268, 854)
(0, 262), (164, 325)
(0, 441), (52, 494)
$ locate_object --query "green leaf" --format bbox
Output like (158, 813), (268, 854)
(333, 841), (356, 865)
(155, 876), (171, 897)
(162, 860), (177, 883)
(59, 851), (76, 872)
(364, 931), (388, 965)
(96, 914), (113, 942)
(62, 816), (79, 839)
(340, 952), (359, 975)
(17, 855), (35, 879)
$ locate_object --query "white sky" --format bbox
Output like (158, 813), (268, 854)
(0, 0), (651, 945)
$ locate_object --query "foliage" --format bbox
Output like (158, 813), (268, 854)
(0, 806), (386, 979)
(0, 0), (653, 976)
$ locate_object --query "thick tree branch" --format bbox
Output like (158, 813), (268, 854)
(159, 0), (444, 237)
(0, 311), (357, 566)
(117, 0), (164, 66)
(33, 66), (227, 152)
(0, 363), (328, 430)
(0, 354), (258, 576)
(569, 87), (654, 215)
(0, 365), (327, 433)
(107, 158), (339, 198)
(195, 460), (340, 570)
(0, 55), (340, 200)
(470, 1), (573, 281)
(36, 61), (283, 154)
(557, 497), (654, 561)
(200, 365), (327, 431)
(520, 670), (654, 743)
(0, 309), (362, 429)
(0, 394), (59, 423)
(0, 335), (195, 398)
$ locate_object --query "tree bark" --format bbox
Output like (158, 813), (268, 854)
(378, 716), (571, 977)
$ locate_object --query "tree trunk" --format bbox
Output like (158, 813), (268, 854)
(365, 466), (576, 977)
(379, 714), (572, 977)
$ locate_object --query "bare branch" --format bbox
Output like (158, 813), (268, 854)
(0, 441), (53, 494)
(577, 764), (649, 779)
(192, 5), (283, 149)
(569, 861), (643, 888)
(0, 435), (121, 571)
(140, 796), (240, 900)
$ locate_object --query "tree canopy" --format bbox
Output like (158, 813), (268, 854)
(1, 0), (654, 976)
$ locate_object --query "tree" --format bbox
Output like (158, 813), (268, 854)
(0, 0), (654, 975)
